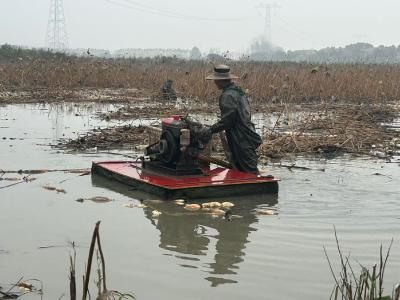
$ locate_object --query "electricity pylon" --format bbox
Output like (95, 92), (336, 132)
(257, 3), (280, 44)
(45, 0), (69, 50)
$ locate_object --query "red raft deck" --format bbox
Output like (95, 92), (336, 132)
(92, 161), (279, 199)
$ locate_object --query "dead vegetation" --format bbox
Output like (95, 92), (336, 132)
(0, 87), (147, 103)
(97, 101), (214, 121)
(2, 56), (399, 158)
(1, 57), (400, 106)
(58, 102), (399, 159)
(260, 104), (400, 158)
(70, 221), (135, 300)
(59, 125), (148, 151)
(325, 228), (399, 300)
(0, 278), (43, 299)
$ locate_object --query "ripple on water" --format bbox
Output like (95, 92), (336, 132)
(1, 103), (400, 300)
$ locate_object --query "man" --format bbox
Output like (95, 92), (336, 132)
(200, 65), (262, 174)
(160, 79), (177, 101)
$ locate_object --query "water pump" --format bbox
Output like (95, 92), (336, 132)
(144, 115), (204, 175)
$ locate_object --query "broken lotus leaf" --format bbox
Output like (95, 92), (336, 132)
(221, 201), (235, 208)
(17, 282), (34, 292)
(183, 204), (201, 211)
(87, 196), (113, 203)
(76, 196), (113, 203)
(151, 210), (162, 217)
(42, 185), (57, 191)
(210, 208), (225, 216)
(256, 209), (277, 216)
(4, 177), (21, 181)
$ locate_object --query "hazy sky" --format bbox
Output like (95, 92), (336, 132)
(1, 0), (399, 52)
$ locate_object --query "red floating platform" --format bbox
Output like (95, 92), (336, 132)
(92, 161), (279, 199)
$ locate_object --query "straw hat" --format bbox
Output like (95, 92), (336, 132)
(206, 64), (239, 80)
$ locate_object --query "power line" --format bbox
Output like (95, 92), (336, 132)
(104, 0), (256, 21)
(274, 15), (327, 46)
(45, 0), (69, 50)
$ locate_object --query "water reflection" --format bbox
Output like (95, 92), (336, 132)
(92, 174), (278, 287)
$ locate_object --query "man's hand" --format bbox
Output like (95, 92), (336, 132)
(196, 127), (212, 144)
(182, 116), (213, 144)
(181, 115), (202, 129)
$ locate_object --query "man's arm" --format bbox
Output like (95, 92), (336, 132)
(210, 94), (238, 134)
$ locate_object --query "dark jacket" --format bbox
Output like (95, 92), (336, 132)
(210, 83), (262, 174)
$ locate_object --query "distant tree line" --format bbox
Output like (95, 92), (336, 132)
(113, 48), (192, 59)
(248, 38), (400, 64)
(0, 44), (70, 62)
(3, 42), (400, 64)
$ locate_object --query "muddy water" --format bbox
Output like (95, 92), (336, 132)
(1, 103), (400, 300)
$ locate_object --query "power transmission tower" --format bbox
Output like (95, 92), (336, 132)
(257, 3), (279, 44)
(46, 0), (69, 50)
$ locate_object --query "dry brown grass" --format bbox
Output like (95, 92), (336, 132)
(1, 57), (400, 105)
(260, 104), (400, 158)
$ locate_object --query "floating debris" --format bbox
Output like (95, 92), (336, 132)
(210, 209), (226, 216)
(42, 185), (57, 191)
(38, 245), (66, 249)
(58, 125), (147, 151)
(42, 185), (66, 193)
(23, 177), (36, 182)
(221, 201), (235, 208)
(173, 199), (185, 205)
(17, 282), (34, 292)
(1, 177), (20, 181)
(202, 202), (225, 208)
(184, 204), (201, 211)
(204, 202), (222, 208)
(76, 196), (113, 203)
(256, 209), (278, 216)
(152, 210), (162, 217)
(0, 289), (18, 299)
(0, 168), (90, 175)
(224, 211), (242, 221)
(122, 202), (147, 208)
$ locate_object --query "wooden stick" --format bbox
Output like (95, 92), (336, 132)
(69, 242), (76, 300)
(95, 227), (107, 293)
(82, 221), (100, 300)
(198, 154), (232, 169)
(0, 168), (91, 174)
(218, 132), (232, 163)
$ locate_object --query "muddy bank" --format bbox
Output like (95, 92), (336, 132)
(0, 87), (151, 103)
(97, 100), (216, 121)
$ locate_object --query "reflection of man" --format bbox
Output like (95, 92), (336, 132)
(199, 65), (262, 174)
(143, 206), (252, 287)
(141, 195), (278, 287)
